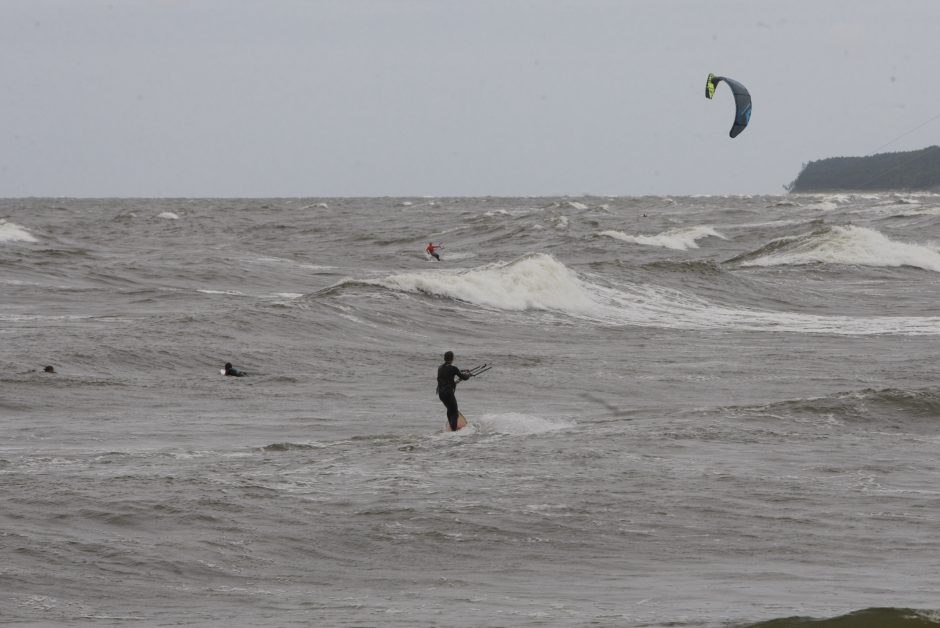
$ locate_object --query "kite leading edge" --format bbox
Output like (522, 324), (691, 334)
(706, 72), (752, 138)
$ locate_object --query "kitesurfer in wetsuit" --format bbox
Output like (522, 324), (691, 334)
(437, 350), (471, 431)
(426, 242), (441, 261)
(223, 362), (246, 377)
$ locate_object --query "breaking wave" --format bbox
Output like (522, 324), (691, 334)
(599, 225), (726, 250)
(0, 220), (38, 243)
(353, 253), (940, 335)
(727, 225), (940, 272)
(366, 254), (598, 313)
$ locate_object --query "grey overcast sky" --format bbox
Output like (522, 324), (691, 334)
(2, 0), (938, 197)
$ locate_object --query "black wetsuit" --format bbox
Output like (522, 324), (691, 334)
(437, 363), (470, 431)
(224, 366), (246, 377)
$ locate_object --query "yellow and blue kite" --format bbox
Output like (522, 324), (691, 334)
(706, 73), (752, 138)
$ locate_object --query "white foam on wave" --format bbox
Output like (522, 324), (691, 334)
(0, 314), (94, 322)
(472, 412), (575, 435)
(376, 254), (600, 313)
(197, 288), (304, 301)
(369, 253), (940, 335)
(739, 225), (940, 272)
(882, 194), (924, 206)
(197, 289), (245, 296)
(611, 283), (940, 335)
(600, 225), (726, 250)
(247, 256), (337, 271)
(438, 251), (476, 261)
(0, 220), (38, 243)
(157, 212), (180, 220)
(892, 206), (940, 218)
(857, 203), (940, 218)
(799, 194), (852, 211)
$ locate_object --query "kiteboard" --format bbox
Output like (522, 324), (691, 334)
(448, 412), (468, 431)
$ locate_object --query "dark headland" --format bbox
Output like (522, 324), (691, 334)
(787, 145), (940, 193)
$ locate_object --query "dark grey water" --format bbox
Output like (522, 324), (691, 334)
(3, 195), (940, 626)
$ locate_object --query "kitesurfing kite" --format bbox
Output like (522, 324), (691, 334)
(705, 73), (752, 138)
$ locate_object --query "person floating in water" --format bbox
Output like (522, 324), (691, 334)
(437, 350), (472, 431)
(222, 362), (246, 377)
(425, 242), (442, 261)
(43, 365), (55, 373)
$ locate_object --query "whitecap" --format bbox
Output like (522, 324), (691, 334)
(372, 254), (601, 313)
(600, 225), (726, 250)
(364, 253), (940, 336)
(197, 289), (245, 296)
(0, 220), (38, 243)
(246, 256), (337, 271)
(802, 200), (841, 211)
(157, 212), (180, 220)
(737, 225), (940, 272)
(471, 412), (575, 435)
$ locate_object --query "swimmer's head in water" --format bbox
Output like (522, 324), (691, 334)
(225, 362), (233, 370)
(43, 365), (55, 373)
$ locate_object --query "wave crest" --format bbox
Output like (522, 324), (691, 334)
(335, 254), (940, 335)
(727, 225), (940, 272)
(369, 253), (600, 313)
(599, 225), (726, 250)
(0, 220), (38, 243)
(759, 387), (940, 425)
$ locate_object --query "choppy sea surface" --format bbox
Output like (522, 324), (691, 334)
(3, 195), (940, 627)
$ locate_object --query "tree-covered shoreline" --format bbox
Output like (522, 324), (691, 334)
(787, 145), (940, 192)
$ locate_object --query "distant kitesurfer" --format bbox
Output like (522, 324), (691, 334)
(426, 242), (442, 261)
(437, 350), (471, 431)
(223, 362), (246, 377)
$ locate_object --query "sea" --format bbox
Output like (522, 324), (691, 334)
(2, 194), (940, 627)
